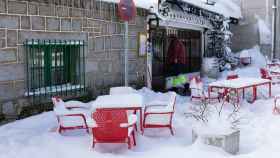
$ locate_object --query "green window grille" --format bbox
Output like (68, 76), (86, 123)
(24, 39), (86, 102)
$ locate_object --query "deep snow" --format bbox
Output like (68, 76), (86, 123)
(1, 90), (280, 158)
(1, 46), (280, 158)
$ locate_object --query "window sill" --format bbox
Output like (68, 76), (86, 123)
(25, 83), (85, 96)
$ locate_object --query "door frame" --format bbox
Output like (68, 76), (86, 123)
(146, 23), (206, 89)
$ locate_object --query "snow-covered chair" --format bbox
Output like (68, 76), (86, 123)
(190, 77), (220, 103)
(109, 86), (137, 95)
(52, 97), (90, 133)
(91, 109), (137, 149)
(239, 50), (251, 65)
(143, 92), (176, 135)
(260, 68), (280, 84)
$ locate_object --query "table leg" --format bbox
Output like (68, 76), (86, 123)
(139, 109), (143, 134)
(253, 85), (257, 102)
(133, 110), (137, 131)
(236, 89), (239, 105)
(243, 88), (245, 99)
(208, 86), (211, 99)
(269, 82), (272, 98)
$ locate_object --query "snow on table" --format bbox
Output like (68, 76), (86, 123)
(91, 94), (143, 110)
(209, 77), (271, 89)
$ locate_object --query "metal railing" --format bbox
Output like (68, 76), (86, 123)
(24, 39), (86, 103)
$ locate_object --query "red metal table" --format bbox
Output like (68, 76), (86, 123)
(208, 77), (272, 104)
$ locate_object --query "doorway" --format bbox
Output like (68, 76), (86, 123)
(151, 28), (202, 92)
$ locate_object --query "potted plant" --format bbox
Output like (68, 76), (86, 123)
(186, 90), (243, 154)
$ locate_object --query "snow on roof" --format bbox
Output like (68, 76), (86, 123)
(99, 0), (241, 18)
(182, 0), (242, 18)
(99, 0), (158, 9)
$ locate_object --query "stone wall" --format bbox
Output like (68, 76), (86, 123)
(0, 0), (148, 119)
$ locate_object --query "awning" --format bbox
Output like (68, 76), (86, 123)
(178, 0), (242, 19)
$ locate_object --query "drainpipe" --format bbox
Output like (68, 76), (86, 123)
(272, 0), (278, 59)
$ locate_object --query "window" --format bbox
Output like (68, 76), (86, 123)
(24, 40), (86, 98)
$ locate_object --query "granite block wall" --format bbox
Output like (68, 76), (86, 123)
(0, 0), (148, 119)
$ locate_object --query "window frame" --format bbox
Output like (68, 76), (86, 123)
(24, 40), (86, 97)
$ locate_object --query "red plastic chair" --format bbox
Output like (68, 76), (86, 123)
(260, 68), (272, 80)
(91, 109), (137, 149)
(190, 76), (220, 102)
(52, 97), (90, 133)
(260, 68), (280, 84)
(143, 92), (176, 135)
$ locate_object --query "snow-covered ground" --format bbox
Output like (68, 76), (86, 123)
(2, 88), (280, 157)
(1, 47), (280, 158)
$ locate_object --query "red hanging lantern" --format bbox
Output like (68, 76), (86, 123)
(118, 0), (136, 21)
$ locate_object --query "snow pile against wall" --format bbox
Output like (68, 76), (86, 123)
(257, 18), (272, 45)
(182, 0), (242, 18)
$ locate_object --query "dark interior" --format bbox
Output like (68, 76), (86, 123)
(151, 28), (202, 92)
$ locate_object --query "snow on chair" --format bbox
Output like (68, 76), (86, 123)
(52, 97), (90, 133)
(91, 109), (137, 149)
(190, 77), (220, 103)
(143, 92), (176, 135)
(260, 68), (280, 84)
